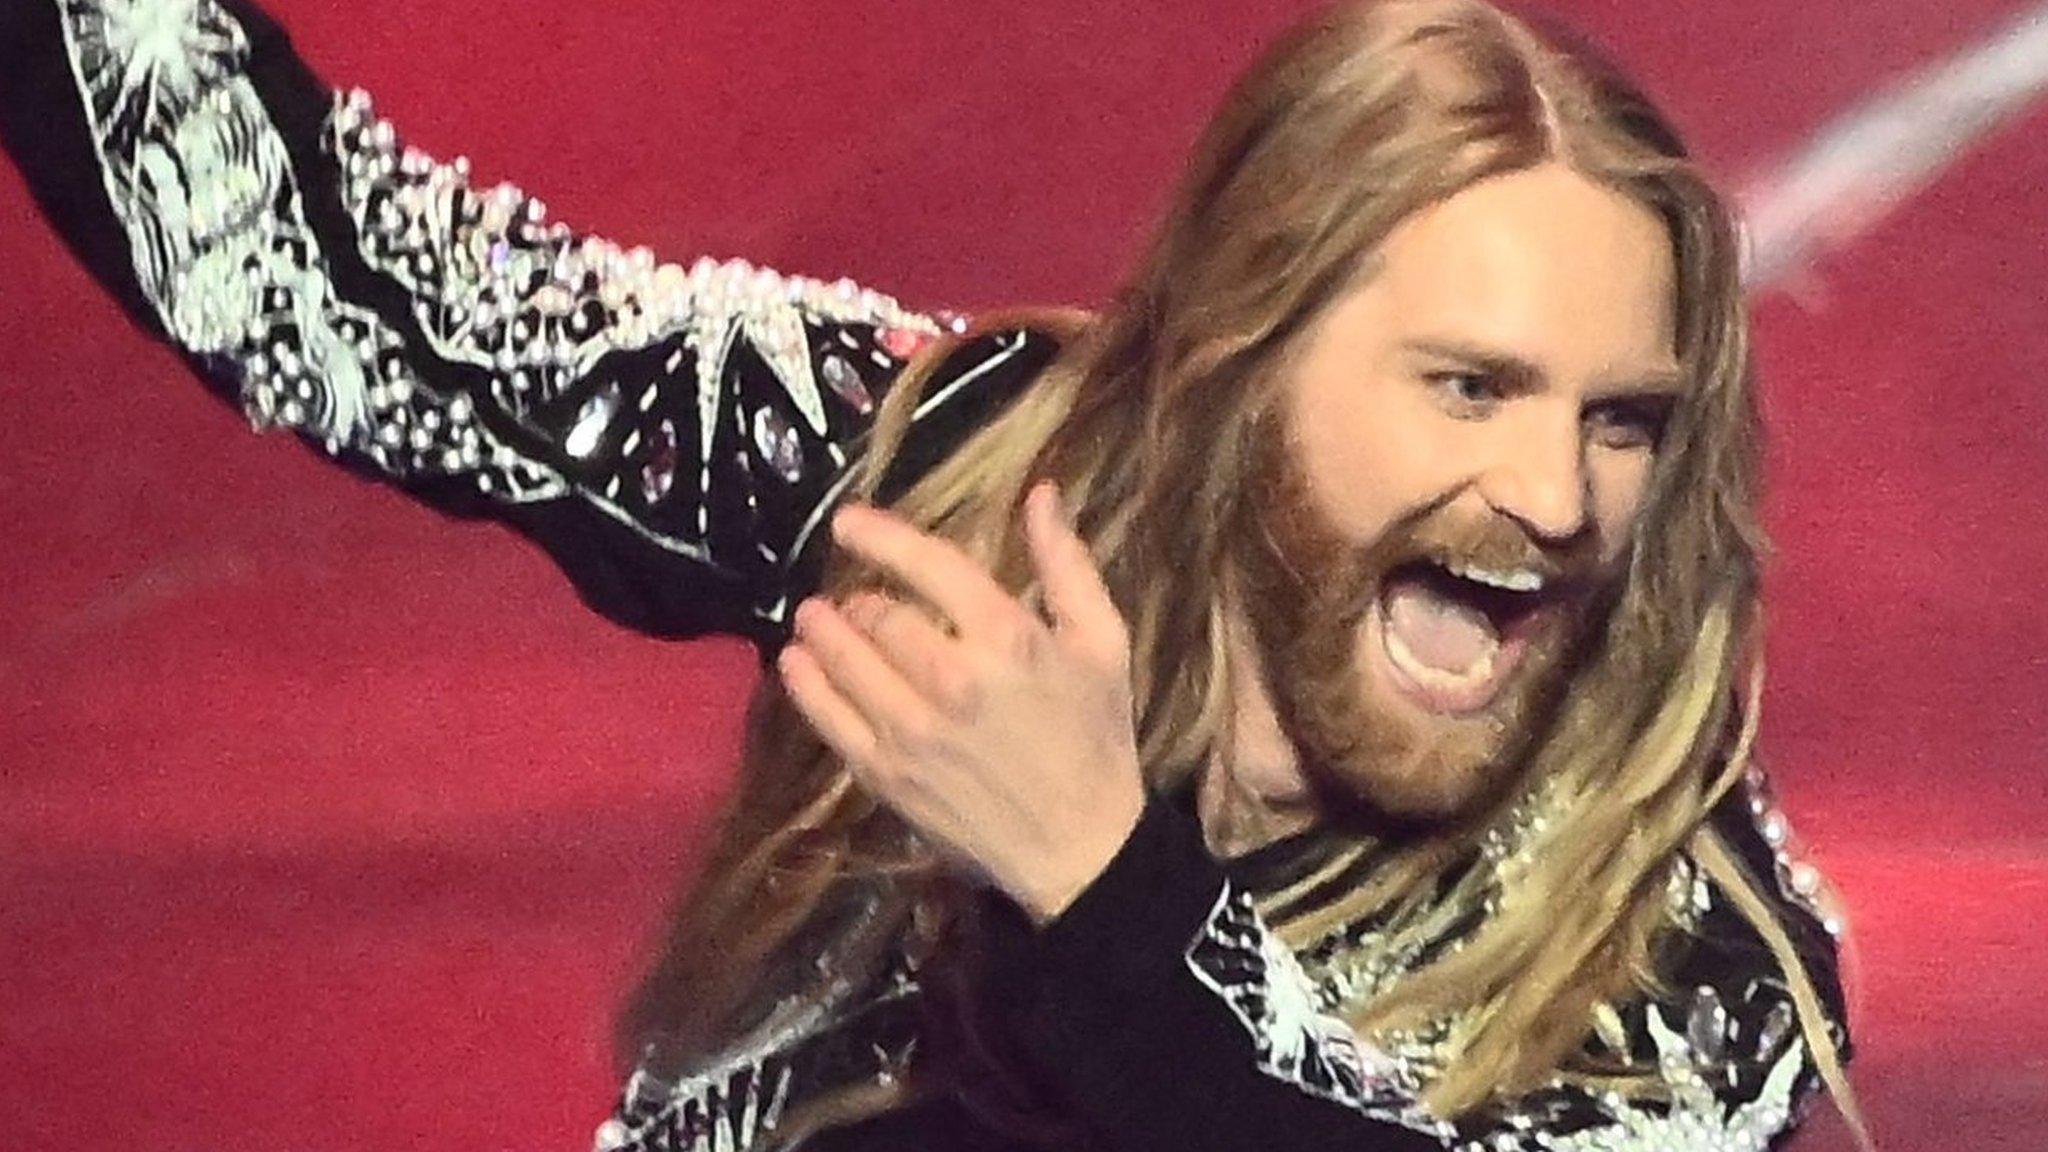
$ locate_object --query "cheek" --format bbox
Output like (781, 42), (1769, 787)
(1291, 382), (1462, 539)
(1587, 450), (1656, 556)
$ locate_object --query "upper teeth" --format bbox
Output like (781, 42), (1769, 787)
(1446, 562), (1545, 593)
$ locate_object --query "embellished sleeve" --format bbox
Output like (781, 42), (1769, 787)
(1454, 790), (1852, 1152)
(3, 0), (957, 647)
(982, 797), (1444, 1152)
(590, 973), (929, 1152)
(981, 790), (1852, 1152)
(1456, 983), (1831, 1152)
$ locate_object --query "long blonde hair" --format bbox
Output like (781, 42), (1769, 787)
(622, 0), (1863, 1142)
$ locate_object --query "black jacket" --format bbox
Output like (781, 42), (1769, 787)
(2, 2), (1851, 1148)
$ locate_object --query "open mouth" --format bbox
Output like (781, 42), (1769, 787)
(1373, 558), (1560, 715)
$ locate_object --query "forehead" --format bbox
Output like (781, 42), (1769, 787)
(1365, 163), (1680, 381)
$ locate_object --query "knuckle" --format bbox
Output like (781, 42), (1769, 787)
(987, 614), (1041, 663)
(934, 666), (985, 717)
(851, 592), (897, 636)
(887, 711), (939, 751)
(958, 665), (990, 708)
(845, 750), (892, 788)
(969, 639), (1022, 686)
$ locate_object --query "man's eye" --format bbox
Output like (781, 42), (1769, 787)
(1428, 371), (1502, 410)
(1585, 401), (1670, 451)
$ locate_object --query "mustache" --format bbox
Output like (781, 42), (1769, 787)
(1401, 521), (1599, 587)
(1326, 506), (1610, 619)
(1236, 422), (1610, 616)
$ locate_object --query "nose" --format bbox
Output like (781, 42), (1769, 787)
(1478, 413), (1590, 545)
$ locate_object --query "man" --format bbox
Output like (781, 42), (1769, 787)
(4, 0), (1856, 1148)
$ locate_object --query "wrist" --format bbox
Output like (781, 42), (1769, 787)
(1009, 787), (1147, 926)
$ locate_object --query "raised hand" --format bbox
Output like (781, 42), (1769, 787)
(776, 482), (1147, 925)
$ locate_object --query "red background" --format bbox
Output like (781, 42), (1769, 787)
(3, 1), (2044, 1147)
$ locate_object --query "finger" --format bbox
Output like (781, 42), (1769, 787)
(795, 597), (947, 747)
(776, 642), (881, 765)
(844, 592), (975, 711)
(831, 504), (1027, 642)
(1023, 481), (1127, 658)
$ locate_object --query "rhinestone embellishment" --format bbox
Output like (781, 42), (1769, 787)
(878, 325), (933, 360)
(820, 353), (873, 415)
(1685, 985), (1728, 1066)
(752, 407), (803, 482)
(640, 418), (678, 504)
(564, 382), (620, 459)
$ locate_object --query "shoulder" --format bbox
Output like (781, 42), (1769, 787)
(869, 322), (1071, 507)
(1614, 775), (1851, 1116)
(1680, 772), (1852, 1053)
(1457, 776), (1854, 1150)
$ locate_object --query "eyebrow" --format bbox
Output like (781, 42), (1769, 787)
(1400, 337), (1688, 397)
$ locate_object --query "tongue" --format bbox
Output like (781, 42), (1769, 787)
(1384, 576), (1500, 672)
